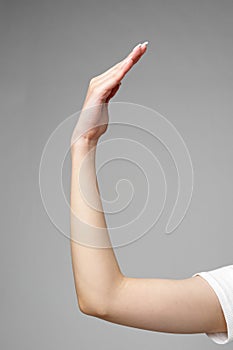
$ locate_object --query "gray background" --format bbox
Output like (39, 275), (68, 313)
(1, 0), (233, 349)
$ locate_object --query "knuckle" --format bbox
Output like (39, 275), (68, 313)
(112, 72), (120, 82)
(115, 75), (121, 83)
(89, 77), (98, 86)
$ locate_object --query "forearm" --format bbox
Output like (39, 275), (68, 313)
(70, 139), (124, 316)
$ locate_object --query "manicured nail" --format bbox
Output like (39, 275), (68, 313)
(141, 41), (149, 47)
(133, 43), (142, 51)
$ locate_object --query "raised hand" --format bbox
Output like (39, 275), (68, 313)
(71, 41), (148, 147)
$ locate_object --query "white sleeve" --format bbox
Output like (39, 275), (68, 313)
(192, 265), (233, 345)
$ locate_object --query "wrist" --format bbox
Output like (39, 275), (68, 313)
(71, 137), (98, 159)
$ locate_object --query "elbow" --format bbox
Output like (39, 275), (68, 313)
(77, 296), (109, 319)
(76, 275), (126, 319)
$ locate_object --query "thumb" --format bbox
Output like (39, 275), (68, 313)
(106, 82), (122, 103)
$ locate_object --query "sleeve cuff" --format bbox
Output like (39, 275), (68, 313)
(192, 265), (233, 345)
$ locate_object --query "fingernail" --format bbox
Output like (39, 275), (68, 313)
(133, 43), (142, 51)
(141, 41), (149, 47)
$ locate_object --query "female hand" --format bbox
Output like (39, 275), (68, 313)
(71, 41), (148, 148)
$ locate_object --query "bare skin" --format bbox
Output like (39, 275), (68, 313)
(70, 42), (227, 336)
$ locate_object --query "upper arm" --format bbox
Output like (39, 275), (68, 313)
(101, 275), (227, 335)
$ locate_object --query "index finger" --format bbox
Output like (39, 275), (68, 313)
(122, 41), (148, 68)
(98, 41), (148, 80)
(108, 41), (148, 84)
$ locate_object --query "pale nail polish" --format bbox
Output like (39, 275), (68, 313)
(141, 41), (149, 47)
(133, 43), (142, 51)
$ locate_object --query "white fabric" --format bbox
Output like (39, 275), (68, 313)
(192, 265), (233, 345)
